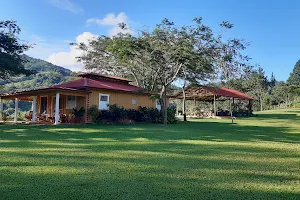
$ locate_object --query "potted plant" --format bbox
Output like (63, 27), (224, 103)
(72, 107), (85, 123)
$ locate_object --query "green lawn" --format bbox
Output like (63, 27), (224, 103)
(0, 110), (300, 199)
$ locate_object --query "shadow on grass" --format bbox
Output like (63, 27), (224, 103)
(0, 114), (300, 199)
(255, 112), (300, 120)
(1, 118), (299, 144)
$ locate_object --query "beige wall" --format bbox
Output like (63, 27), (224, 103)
(88, 89), (156, 110)
(35, 90), (163, 123)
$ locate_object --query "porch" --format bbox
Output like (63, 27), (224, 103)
(0, 88), (90, 125)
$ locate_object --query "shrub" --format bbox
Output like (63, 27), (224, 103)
(89, 104), (177, 124)
(88, 105), (100, 123)
(108, 104), (128, 121)
(167, 107), (177, 124)
(6, 110), (26, 121)
(72, 107), (85, 122)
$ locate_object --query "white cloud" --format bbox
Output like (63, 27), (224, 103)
(26, 35), (66, 60)
(87, 12), (134, 37)
(28, 13), (135, 71)
(46, 32), (97, 71)
(49, 0), (84, 14)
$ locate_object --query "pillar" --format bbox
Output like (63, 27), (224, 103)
(14, 98), (19, 123)
(231, 98), (234, 123)
(0, 97), (3, 121)
(32, 96), (37, 122)
(55, 93), (60, 125)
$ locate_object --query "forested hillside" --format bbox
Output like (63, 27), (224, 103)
(0, 55), (73, 94)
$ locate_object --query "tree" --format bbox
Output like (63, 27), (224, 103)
(75, 17), (249, 125)
(270, 72), (276, 88)
(288, 60), (300, 86)
(239, 67), (268, 111)
(270, 82), (289, 109)
(225, 66), (270, 111)
(0, 20), (33, 80)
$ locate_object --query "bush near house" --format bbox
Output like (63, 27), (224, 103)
(72, 107), (85, 123)
(88, 104), (177, 124)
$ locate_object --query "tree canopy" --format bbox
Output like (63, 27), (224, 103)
(0, 20), (33, 80)
(288, 60), (300, 86)
(75, 17), (250, 125)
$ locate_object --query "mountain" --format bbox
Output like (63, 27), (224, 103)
(0, 55), (74, 94)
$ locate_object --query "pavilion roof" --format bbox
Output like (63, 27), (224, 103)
(171, 85), (255, 101)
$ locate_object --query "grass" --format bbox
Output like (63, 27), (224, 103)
(0, 109), (300, 199)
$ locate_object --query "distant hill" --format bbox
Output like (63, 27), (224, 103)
(0, 55), (74, 94)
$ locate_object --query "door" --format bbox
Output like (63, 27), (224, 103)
(40, 97), (48, 114)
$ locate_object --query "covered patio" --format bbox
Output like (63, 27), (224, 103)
(0, 88), (90, 125)
(171, 85), (256, 120)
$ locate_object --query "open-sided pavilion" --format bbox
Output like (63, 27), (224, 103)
(171, 85), (256, 118)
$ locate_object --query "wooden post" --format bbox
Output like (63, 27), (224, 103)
(182, 89), (187, 122)
(213, 95), (216, 118)
(0, 97), (3, 121)
(55, 93), (60, 125)
(193, 97), (196, 117)
(14, 98), (19, 123)
(32, 96), (37, 122)
(51, 96), (54, 116)
(231, 98), (234, 123)
(286, 95), (288, 112)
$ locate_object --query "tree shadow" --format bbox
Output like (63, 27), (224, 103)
(255, 113), (300, 120)
(0, 116), (300, 199)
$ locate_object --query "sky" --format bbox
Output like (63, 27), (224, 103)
(1, 0), (300, 81)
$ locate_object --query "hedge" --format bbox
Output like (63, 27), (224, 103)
(88, 104), (177, 124)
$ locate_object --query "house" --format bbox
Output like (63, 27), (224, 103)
(0, 73), (162, 124)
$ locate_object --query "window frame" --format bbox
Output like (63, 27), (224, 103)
(66, 95), (77, 109)
(99, 94), (110, 110)
(132, 99), (137, 105)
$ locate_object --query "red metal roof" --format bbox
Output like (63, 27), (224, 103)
(52, 77), (145, 93)
(0, 87), (90, 99)
(171, 85), (255, 101)
(200, 86), (255, 100)
(215, 88), (255, 100)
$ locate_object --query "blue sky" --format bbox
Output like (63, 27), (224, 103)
(1, 0), (300, 81)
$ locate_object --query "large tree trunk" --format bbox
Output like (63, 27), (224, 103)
(164, 87), (168, 125)
(160, 85), (168, 126)
(248, 100), (252, 114)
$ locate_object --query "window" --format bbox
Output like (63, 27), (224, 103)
(66, 96), (76, 109)
(132, 99), (136, 105)
(99, 94), (109, 110)
(156, 99), (161, 111)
